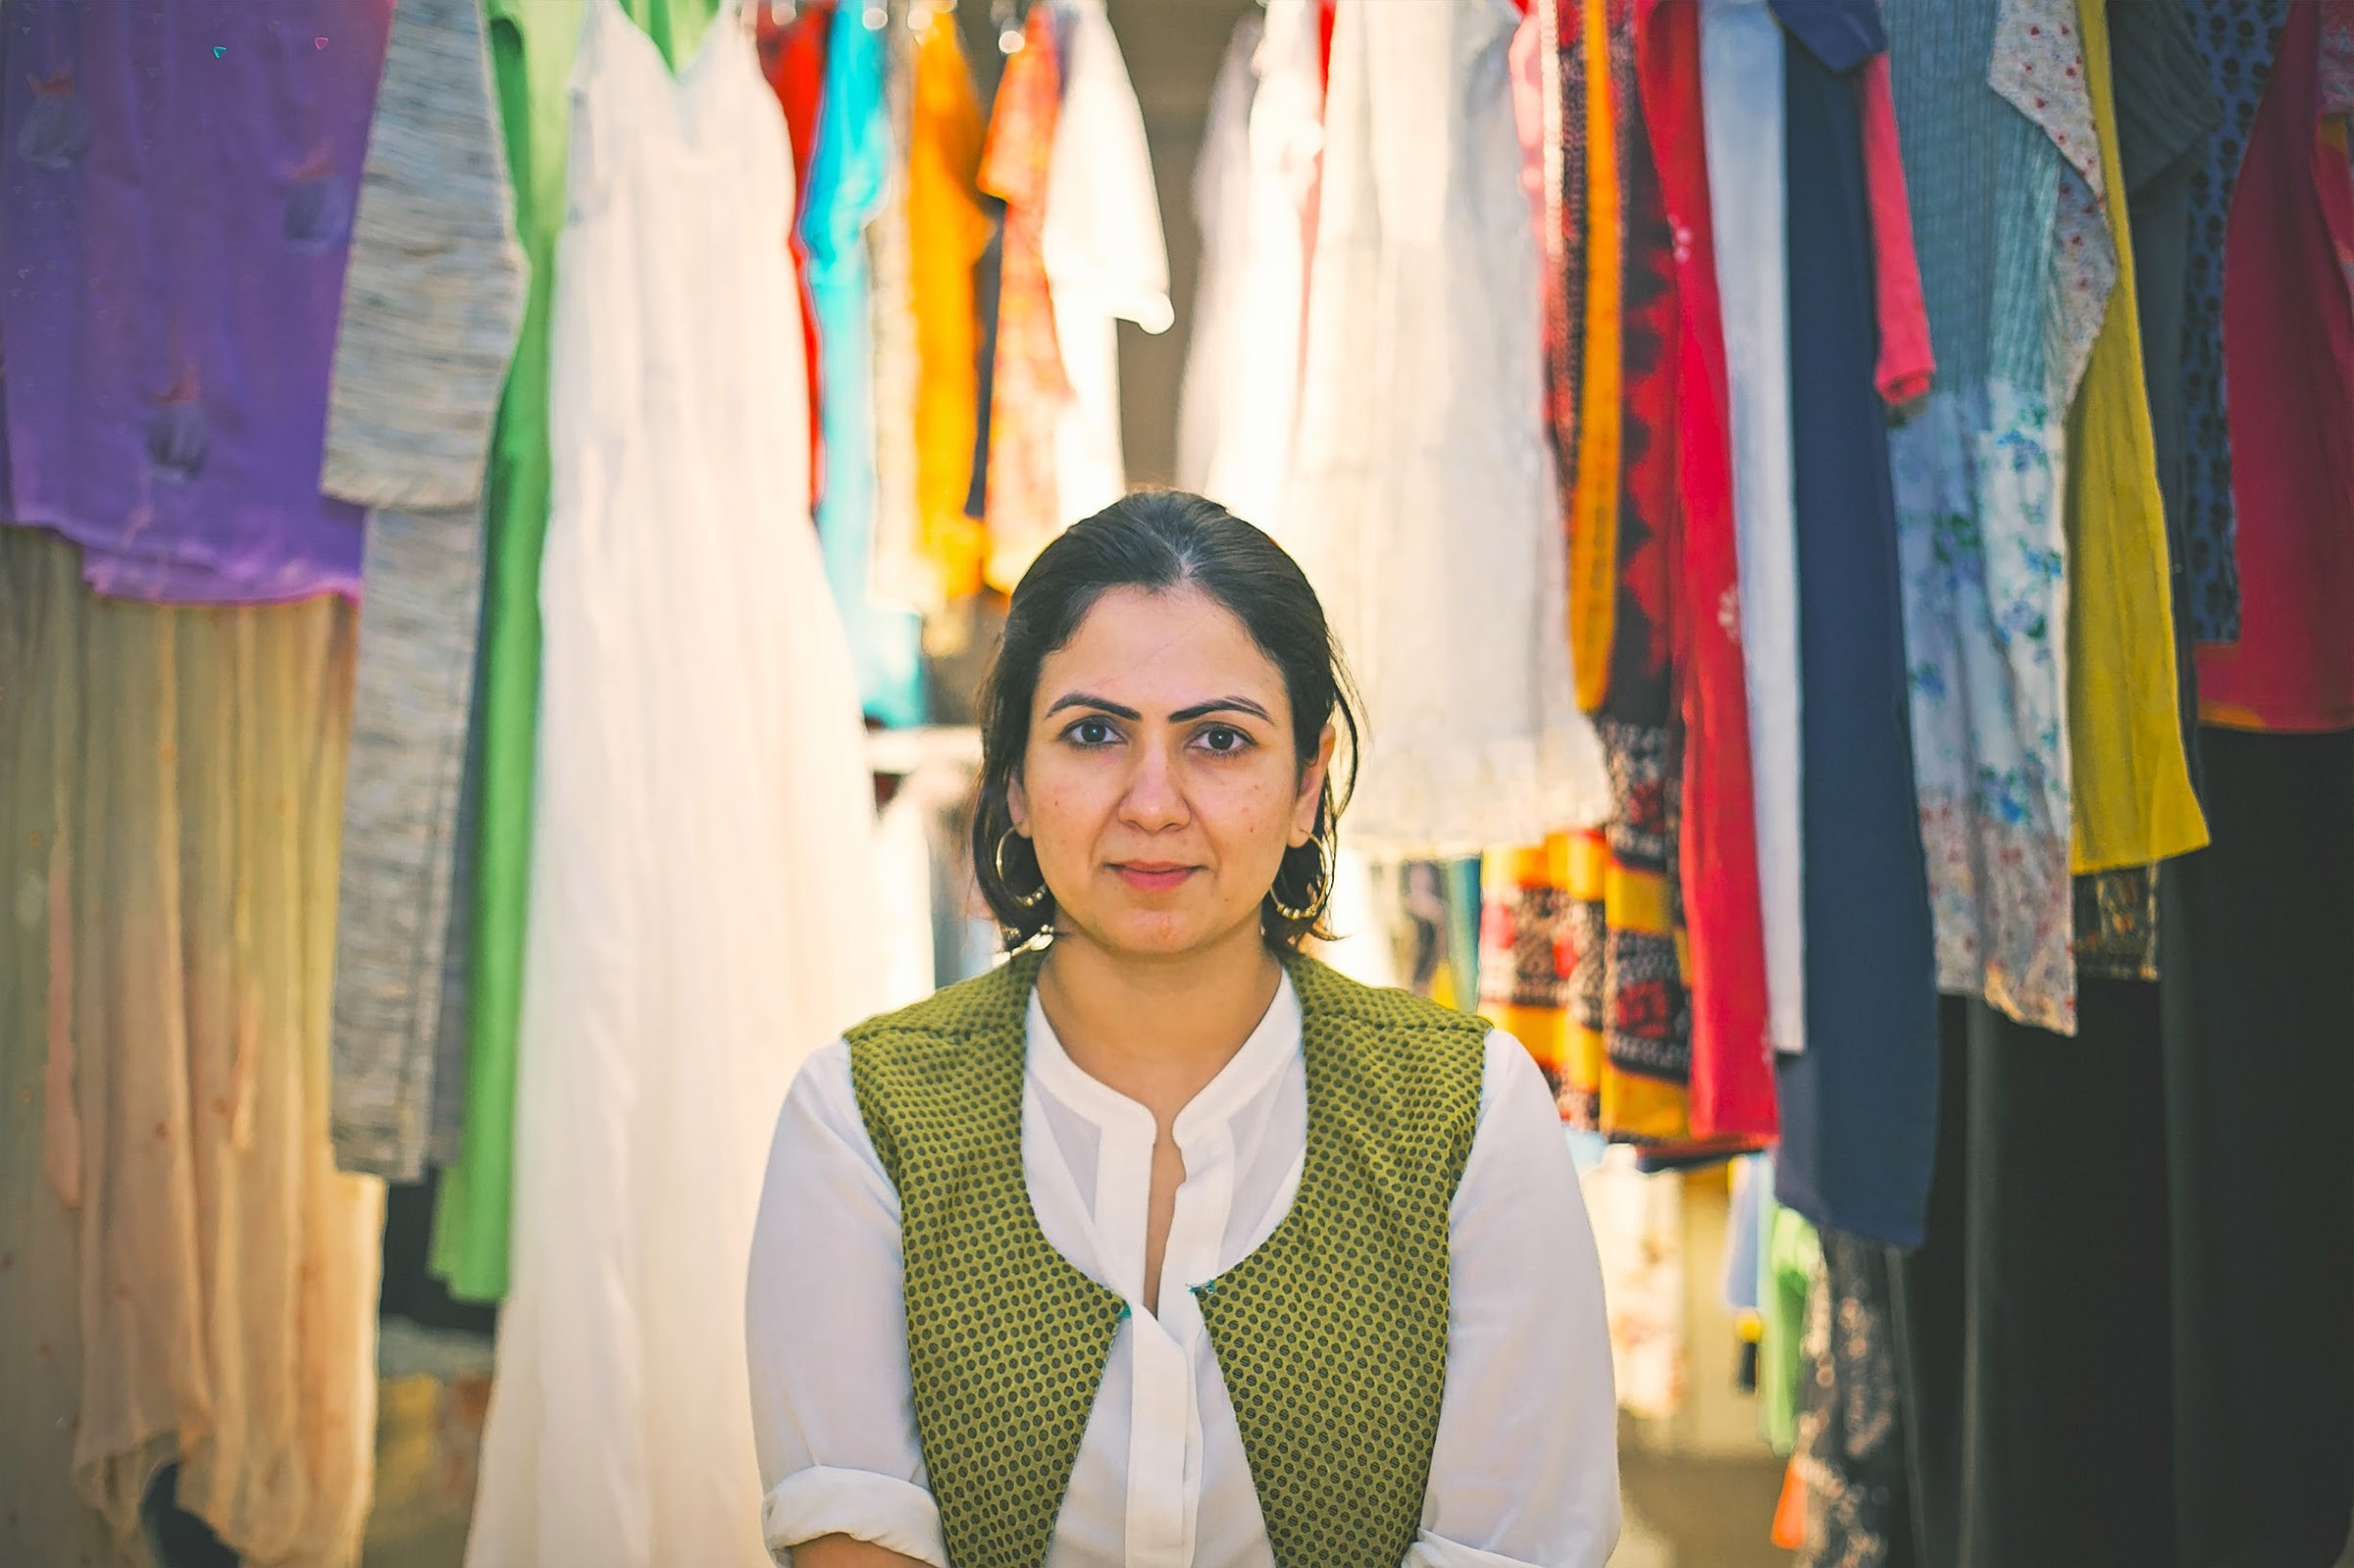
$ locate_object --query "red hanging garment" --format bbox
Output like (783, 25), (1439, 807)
(758, 0), (836, 505)
(1636, 0), (1776, 1140)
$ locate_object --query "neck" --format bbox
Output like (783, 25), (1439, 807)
(1035, 922), (1286, 1121)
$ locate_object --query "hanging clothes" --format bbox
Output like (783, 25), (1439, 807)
(1, 0), (389, 602)
(1289, 0), (1608, 854)
(1641, 0), (1777, 1142)
(433, 0), (724, 1308)
(1883, 0), (2107, 1035)
(1038, 0), (1172, 545)
(803, 0), (925, 728)
(1793, 1232), (1912, 1568)
(2114, 0), (2223, 798)
(1176, 15), (1262, 503)
(325, 0), (528, 1184)
(2195, 0), (2354, 733)
(2064, 0), (2210, 871)
(1858, 58), (1933, 406)
(905, 4), (990, 604)
(1479, 835), (1581, 1101)
(0, 531), (384, 1568)
(1565, 0), (1628, 714)
(462, 4), (885, 1564)
(755, 0), (834, 500)
(2176, 0), (2296, 643)
(1770, 4), (1942, 1248)
(1180, 0), (1326, 533)
(869, 11), (926, 623)
(977, 0), (1067, 590)
(1701, 0), (1804, 1060)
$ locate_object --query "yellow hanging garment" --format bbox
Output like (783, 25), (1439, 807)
(907, 5), (992, 605)
(2065, 0), (2210, 872)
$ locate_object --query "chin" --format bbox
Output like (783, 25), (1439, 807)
(1069, 904), (1241, 959)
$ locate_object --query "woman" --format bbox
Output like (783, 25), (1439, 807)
(746, 492), (1620, 1567)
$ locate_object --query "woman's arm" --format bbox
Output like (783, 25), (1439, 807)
(792, 1535), (933, 1568)
(1409, 1033), (1622, 1568)
(746, 1042), (950, 1568)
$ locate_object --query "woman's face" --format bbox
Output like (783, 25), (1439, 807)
(1008, 585), (1333, 962)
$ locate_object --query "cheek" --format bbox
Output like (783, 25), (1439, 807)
(1207, 771), (1300, 858)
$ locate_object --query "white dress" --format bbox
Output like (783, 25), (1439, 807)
(1175, 0), (1327, 534)
(1041, 0), (1172, 531)
(747, 973), (1623, 1568)
(1286, 0), (1609, 854)
(1173, 14), (1258, 503)
(466, 4), (885, 1565)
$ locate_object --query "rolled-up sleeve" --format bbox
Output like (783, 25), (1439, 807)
(1412, 1032), (1623, 1568)
(745, 1041), (948, 1567)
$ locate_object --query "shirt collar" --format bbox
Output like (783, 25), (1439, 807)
(1025, 966), (1303, 1140)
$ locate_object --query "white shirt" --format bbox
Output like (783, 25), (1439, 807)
(746, 972), (1621, 1568)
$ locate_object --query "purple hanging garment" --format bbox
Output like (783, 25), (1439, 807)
(2, 0), (391, 603)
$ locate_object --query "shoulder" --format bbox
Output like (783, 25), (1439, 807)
(1289, 955), (1490, 1038)
(1287, 955), (1490, 1079)
(845, 952), (1041, 1066)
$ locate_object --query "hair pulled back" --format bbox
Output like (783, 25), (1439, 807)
(970, 489), (1361, 952)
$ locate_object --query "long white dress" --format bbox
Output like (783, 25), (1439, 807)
(1286, 0), (1608, 855)
(464, 3), (885, 1564)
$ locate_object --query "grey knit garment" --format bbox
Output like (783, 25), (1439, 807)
(324, 0), (526, 1182)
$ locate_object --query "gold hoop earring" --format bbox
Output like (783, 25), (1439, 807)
(1269, 835), (1332, 925)
(994, 827), (1049, 910)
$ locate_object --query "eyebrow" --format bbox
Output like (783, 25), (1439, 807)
(1043, 692), (1274, 724)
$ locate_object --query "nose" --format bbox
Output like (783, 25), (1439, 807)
(1117, 737), (1189, 834)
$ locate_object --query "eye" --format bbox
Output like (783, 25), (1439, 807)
(1063, 717), (1121, 747)
(1196, 725), (1254, 756)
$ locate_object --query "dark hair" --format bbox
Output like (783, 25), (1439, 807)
(970, 489), (1362, 952)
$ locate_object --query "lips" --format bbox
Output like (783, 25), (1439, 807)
(1112, 862), (1199, 891)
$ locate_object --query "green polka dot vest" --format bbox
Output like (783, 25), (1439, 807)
(844, 945), (1487, 1568)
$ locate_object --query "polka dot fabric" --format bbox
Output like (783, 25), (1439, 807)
(1198, 957), (1486, 1568)
(846, 947), (1487, 1568)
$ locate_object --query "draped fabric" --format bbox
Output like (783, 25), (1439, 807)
(1772, 16), (1941, 1247)
(2175, 0), (2296, 643)
(1884, 0), (2096, 1034)
(2194, 0), (2354, 734)
(977, 0), (1068, 590)
(1640, 0), (1777, 1142)
(0, 531), (384, 1567)
(461, 6), (883, 1562)
(324, 0), (527, 1183)
(1287, 0), (1607, 853)
(2063, 0), (2210, 873)
(0, 0), (389, 603)
(433, 0), (724, 1308)
(1893, 732), (2353, 1568)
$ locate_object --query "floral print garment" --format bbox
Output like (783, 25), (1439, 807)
(1891, 383), (2075, 1032)
(1886, 0), (2100, 1034)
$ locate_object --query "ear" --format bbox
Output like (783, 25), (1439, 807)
(1006, 770), (1032, 836)
(1291, 726), (1337, 846)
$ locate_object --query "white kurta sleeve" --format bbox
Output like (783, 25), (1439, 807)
(745, 1041), (948, 1568)
(1409, 1032), (1623, 1568)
